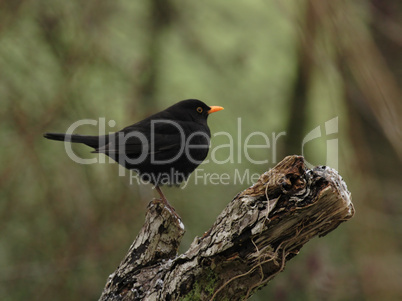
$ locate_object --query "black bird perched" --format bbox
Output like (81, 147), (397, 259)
(44, 99), (224, 204)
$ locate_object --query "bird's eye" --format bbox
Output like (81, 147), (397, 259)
(196, 107), (203, 113)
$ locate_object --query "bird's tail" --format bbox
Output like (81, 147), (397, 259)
(43, 133), (103, 149)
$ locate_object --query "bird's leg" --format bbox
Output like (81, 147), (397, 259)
(155, 185), (170, 205)
(153, 185), (182, 225)
(154, 185), (180, 216)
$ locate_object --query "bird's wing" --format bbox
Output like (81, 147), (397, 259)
(94, 121), (185, 155)
(94, 118), (207, 156)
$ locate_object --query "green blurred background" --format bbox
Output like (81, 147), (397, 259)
(1, 0), (401, 300)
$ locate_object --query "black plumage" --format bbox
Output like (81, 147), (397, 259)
(44, 99), (223, 203)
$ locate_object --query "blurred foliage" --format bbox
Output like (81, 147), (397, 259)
(1, 0), (401, 300)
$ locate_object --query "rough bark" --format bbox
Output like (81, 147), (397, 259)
(100, 155), (354, 300)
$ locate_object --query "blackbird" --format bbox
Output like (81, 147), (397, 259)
(44, 99), (224, 204)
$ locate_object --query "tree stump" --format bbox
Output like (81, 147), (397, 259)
(99, 155), (354, 300)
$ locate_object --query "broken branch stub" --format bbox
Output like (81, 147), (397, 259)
(100, 155), (354, 301)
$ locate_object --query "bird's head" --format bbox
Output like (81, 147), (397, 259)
(167, 99), (224, 125)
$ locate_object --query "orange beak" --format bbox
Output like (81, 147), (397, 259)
(208, 106), (224, 114)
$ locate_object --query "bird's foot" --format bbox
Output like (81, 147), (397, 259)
(153, 185), (180, 220)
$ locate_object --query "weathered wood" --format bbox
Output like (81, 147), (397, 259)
(100, 155), (354, 300)
(100, 199), (185, 300)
